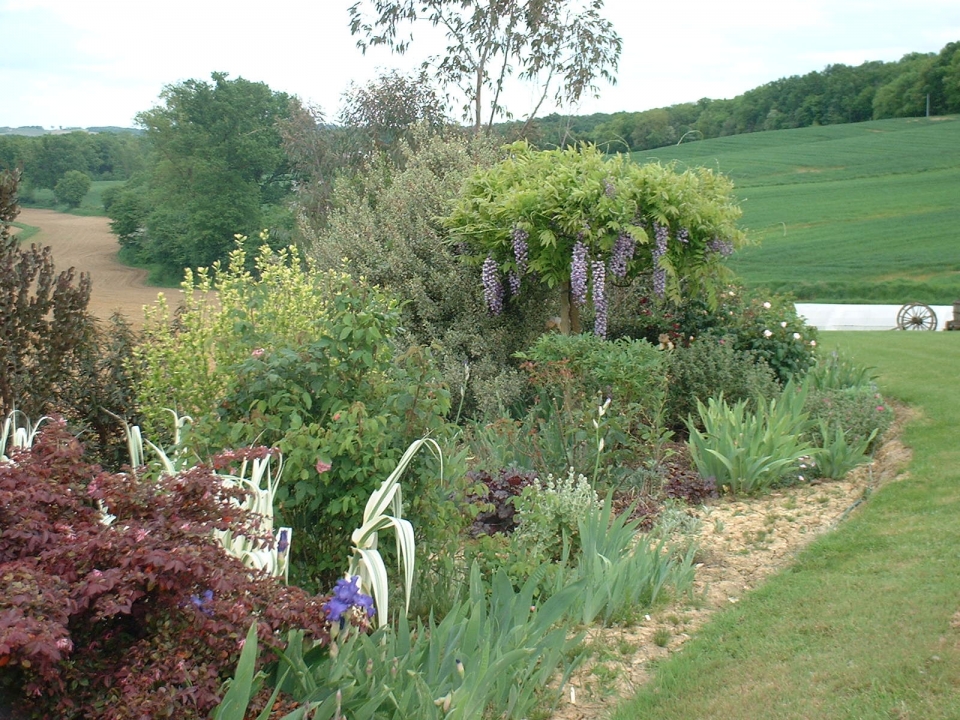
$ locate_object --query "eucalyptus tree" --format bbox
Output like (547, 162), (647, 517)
(347, 0), (622, 134)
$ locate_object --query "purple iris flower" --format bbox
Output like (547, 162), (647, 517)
(277, 529), (289, 554)
(323, 576), (376, 623)
(190, 589), (214, 616)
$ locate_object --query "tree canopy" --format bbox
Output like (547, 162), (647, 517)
(108, 73), (297, 278)
(348, 0), (621, 133)
(443, 143), (746, 335)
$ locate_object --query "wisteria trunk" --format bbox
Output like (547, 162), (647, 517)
(558, 281), (581, 335)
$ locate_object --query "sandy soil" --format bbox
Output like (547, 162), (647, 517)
(14, 208), (168, 328)
(550, 408), (913, 719)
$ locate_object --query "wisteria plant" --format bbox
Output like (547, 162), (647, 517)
(443, 142), (746, 337)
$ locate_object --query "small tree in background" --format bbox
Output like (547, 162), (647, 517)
(53, 169), (92, 207)
(442, 143), (747, 337)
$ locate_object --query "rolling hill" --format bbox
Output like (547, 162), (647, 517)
(632, 116), (960, 304)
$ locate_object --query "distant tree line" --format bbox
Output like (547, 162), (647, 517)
(508, 41), (960, 151)
(0, 130), (147, 191)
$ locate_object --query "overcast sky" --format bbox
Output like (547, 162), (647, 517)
(2, 0), (958, 129)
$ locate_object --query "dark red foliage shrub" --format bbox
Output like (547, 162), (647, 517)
(0, 419), (331, 720)
(466, 467), (537, 536)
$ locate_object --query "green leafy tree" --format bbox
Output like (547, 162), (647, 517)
(53, 169), (92, 207)
(116, 73), (297, 277)
(339, 70), (450, 156)
(348, 0), (622, 133)
(443, 143), (746, 336)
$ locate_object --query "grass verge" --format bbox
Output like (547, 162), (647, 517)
(612, 330), (960, 720)
(6, 221), (40, 243)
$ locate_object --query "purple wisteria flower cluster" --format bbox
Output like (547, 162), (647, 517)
(592, 259), (607, 338)
(609, 233), (636, 278)
(707, 237), (734, 257)
(652, 222), (670, 297)
(677, 227), (689, 244)
(323, 575), (376, 624)
(482, 256), (504, 314)
(510, 226), (529, 296)
(571, 240), (589, 305)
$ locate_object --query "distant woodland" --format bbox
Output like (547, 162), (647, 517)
(1, 41), (956, 280)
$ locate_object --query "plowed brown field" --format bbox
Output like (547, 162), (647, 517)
(16, 208), (168, 328)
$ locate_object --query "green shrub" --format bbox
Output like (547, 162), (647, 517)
(515, 332), (671, 477)
(717, 288), (819, 383)
(53, 169), (91, 207)
(663, 335), (781, 433)
(306, 128), (552, 419)
(804, 385), (894, 454)
(134, 243), (462, 588)
(513, 467), (600, 562)
(686, 381), (812, 494)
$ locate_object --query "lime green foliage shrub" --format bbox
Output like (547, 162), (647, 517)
(663, 336), (781, 433)
(307, 129), (552, 419)
(514, 468), (600, 562)
(444, 143), (746, 335)
(134, 243), (459, 587)
(686, 381), (812, 494)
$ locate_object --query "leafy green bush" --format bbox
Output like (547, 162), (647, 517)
(716, 288), (819, 383)
(686, 381), (812, 494)
(134, 243), (461, 588)
(804, 385), (894, 454)
(513, 468), (600, 562)
(307, 129), (552, 419)
(53, 169), (91, 207)
(663, 335), (781, 433)
(515, 332), (671, 477)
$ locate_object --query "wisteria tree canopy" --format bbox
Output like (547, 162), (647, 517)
(442, 143), (746, 336)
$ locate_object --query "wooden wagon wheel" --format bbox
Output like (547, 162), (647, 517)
(897, 302), (938, 331)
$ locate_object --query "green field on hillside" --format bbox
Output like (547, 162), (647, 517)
(22, 179), (120, 217)
(633, 118), (960, 303)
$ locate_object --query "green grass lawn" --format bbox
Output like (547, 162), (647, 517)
(633, 118), (960, 303)
(613, 331), (960, 720)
